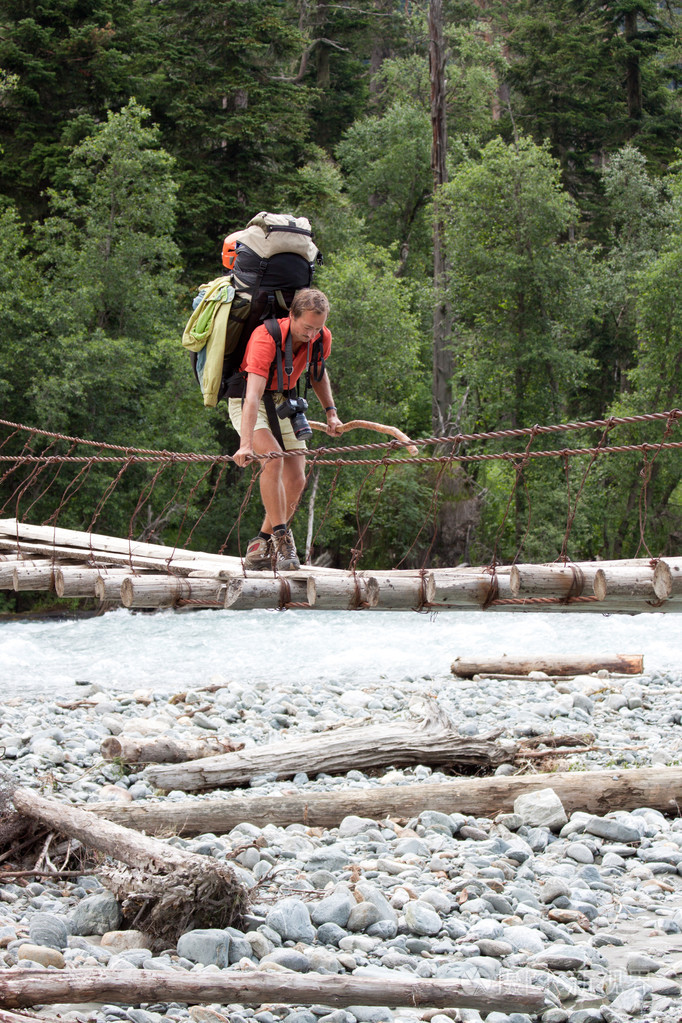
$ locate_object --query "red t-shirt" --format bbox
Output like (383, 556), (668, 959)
(241, 317), (332, 391)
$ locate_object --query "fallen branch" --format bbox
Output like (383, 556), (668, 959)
(451, 654), (643, 678)
(0, 968), (546, 1014)
(89, 766), (682, 835)
(101, 735), (244, 764)
(0, 767), (247, 947)
(143, 702), (510, 793)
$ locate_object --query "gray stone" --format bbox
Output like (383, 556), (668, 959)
(337, 816), (378, 837)
(347, 902), (383, 932)
(316, 922), (347, 946)
(565, 842), (594, 864)
(354, 881), (398, 925)
(529, 944), (593, 971)
(514, 789), (567, 831)
(502, 926), (546, 954)
(28, 912), (69, 950)
(176, 929), (230, 968)
(418, 811), (456, 835)
(265, 897), (316, 943)
(310, 889), (355, 928)
(626, 951), (663, 974)
(583, 816), (641, 844)
(261, 948), (311, 972)
(346, 1009), (393, 1023)
(69, 891), (122, 936)
(305, 845), (348, 873)
(476, 939), (513, 958)
(538, 878), (571, 904)
(366, 920), (397, 940)
(282, 1013), (316, 1023)
(403, 901), (442, 936)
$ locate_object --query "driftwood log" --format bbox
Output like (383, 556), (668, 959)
(0, 767), (247, 947)
(143, 703), (511, 793)
(451, 653), (644, 678)
(101, 735), (244, 764)
(89, 766), (682, 836)
(0, 969), (545, 1014)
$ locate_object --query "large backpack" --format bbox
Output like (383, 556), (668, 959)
(182, 212), (322, 407)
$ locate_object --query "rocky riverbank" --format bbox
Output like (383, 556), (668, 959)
(2, 660), (682, 1023)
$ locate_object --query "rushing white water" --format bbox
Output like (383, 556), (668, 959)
(0, 607), (680, 698)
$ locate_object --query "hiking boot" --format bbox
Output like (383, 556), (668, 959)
(274, 528), (300, 571)
(243, 534), (274, 570)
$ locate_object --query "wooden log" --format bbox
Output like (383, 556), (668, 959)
(95, 570), (135, 601)
(451, 654), (644, 678)
(0, 561), (21, 588)
(0, 518), (244, 571)
(225, 577), (310, 609)
(12, 561), (56, 592)
(0, 766), (247, 947)
(430, 571), (515, 607)
(653, 558), (682, 599)
(55, 566), (126, 598)
(307, 575), (380, 610)
(0, 968), (545, 1014)
(101, 735), (244, 764)
(144, 706), (509, 793)
(365, 572), (436, 608)
(120, 574), (192, 608)
(509, 563), (604, 598)
(91, 765), (682, 835)
(593, 566), (662, 601)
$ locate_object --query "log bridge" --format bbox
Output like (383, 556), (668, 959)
(1, 518), (680, 613)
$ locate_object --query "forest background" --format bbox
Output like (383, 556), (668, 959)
(1, 0), (682, 583)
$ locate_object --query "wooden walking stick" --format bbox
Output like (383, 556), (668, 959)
(310, 419), (419, 455)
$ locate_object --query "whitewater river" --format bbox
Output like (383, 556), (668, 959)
(0, 607), (680, 698)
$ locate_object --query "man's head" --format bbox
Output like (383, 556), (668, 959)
(289, 289), (329, 345)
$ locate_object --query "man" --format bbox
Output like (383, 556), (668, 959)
(229, 288), (343, 571)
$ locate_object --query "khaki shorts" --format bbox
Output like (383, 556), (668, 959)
(228, 396), (308, 452)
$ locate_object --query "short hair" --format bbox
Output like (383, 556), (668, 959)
(290, 288), (330, 320)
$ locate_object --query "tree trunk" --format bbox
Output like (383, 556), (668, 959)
(305, 468), (320, 564)
(429, 0), (452, 432)
(451, 653), (643, 678)
(0, 968), (544, 1014)
(0, 767), (247, 947)
(143, 705), (509, 793)
(89, 766), (682, 836)
(624, 10), (643, 122)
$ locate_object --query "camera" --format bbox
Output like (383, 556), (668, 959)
(277, 395), (312, 440)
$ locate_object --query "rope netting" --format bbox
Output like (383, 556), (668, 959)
(0, 408), (680, 575)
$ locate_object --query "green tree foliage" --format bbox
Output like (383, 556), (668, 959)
(438, 135), (597, 557)
(336, 102), (433, 278)
(588, 145), (673, 413)
(501, 0), (682, 210)
(135, 0), (314, 274)
(440, 135), (594, 431)
(0, 0), (136, 220)
(38, 100), (181, 341)
(0, 104), (217, 541)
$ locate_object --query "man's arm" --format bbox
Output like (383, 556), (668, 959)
(233, 373), (267, 467)
(311, 370), (343, 436)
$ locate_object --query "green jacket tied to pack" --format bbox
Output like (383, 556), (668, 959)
(181, 211), (321, 407)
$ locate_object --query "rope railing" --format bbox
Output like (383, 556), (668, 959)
(0, 408), (680, 572)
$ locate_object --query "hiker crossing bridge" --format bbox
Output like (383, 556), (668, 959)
(0, 410), (681, 613)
